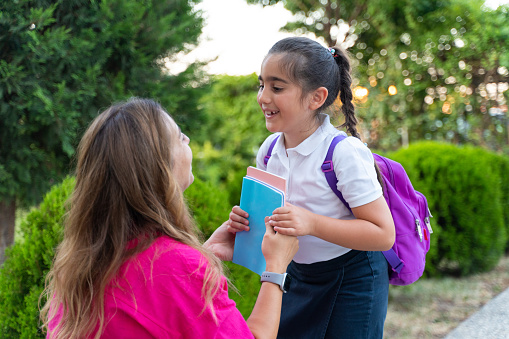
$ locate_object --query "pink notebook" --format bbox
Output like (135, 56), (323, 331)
(246, 166), (286, 194)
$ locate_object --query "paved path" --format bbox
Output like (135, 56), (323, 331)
(445, 287), (509, 339)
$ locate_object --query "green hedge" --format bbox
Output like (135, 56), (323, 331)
(491, 152), (509, 251)
(0, 177), (74, 338)
(184, 177), (231, 238)
(1, 142), (508, 336)
(389, 142), (507, 276)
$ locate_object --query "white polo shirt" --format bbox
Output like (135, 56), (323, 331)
(256, 114), (383, 264)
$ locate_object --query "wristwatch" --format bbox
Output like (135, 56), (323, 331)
(260, 271), (292, 293)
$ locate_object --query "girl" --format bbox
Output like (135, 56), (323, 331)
(228, 37), (395, 338)
(40, 98), (299, 339)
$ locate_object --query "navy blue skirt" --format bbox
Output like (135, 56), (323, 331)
(277, 250), (389, 339)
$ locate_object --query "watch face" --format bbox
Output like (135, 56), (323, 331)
(283, 274), (292, 292)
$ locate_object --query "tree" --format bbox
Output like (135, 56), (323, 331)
(0, 0), (205, 264)
(245, 0), (509, 152)
(354, 0), (509, 150)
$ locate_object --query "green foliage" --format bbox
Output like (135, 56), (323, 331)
(192, 74), (271, 205)
(184, 177), (231, 238)
(0, 0), (206, 208)
(389, 142), (507, 276)
(0, 177), (74, 338)
(224, 263), (261, 319)
(487, 151), (509, 250)
(245, 0), (509, 153)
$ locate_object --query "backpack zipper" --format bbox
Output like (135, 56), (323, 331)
(425, 208), (433, 234)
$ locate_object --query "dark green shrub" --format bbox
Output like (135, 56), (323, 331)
(184, 177), (232, 238)
(224, 263), (260, 319)
(390, 142), (507, 276)
(488, 153), (509, 251)
(0, 177), (74, 338)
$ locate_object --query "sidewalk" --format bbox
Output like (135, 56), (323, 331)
(445, 287), (509, 339)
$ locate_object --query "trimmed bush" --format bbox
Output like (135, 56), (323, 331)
(0, 177), (74, 338)
(390, 142), (507, 276)
(489, 153), (509, 251)
(184, 177), (232, 238)
(223, 262), (260, 319)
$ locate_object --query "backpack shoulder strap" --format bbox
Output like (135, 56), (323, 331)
(321, 135), (350, 211)
(321, 135), (404, 274)
(264, 135), (280, 166)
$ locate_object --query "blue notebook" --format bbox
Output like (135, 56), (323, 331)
(232, 175), (285, 276)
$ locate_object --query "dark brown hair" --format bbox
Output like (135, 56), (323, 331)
(267, 36), (360, 138)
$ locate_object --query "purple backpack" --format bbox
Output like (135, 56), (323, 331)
(265, 135), (432, 285)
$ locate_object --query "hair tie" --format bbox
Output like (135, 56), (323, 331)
(327, 47), (339, 59)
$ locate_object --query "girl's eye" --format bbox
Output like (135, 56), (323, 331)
(273, 86), (282, 92)
(258, 84), (264, 91)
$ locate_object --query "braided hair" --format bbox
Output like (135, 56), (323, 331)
(267, 37), (361, 139)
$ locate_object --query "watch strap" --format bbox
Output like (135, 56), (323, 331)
(260, 271), (288, 293)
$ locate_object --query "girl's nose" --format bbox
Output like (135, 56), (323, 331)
(258, 87), (270, 104)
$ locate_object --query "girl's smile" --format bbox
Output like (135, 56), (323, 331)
(257, 54), (320, 148)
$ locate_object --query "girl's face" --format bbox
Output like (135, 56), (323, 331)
(166, 115), (194, 191)
(257, 54), (318, 147)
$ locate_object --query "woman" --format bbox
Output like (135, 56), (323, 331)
(41, 97), (298, 339)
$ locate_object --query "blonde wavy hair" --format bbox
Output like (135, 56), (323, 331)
(40, 98), (224, 338)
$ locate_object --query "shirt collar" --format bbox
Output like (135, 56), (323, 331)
(274, 114), (338, 157)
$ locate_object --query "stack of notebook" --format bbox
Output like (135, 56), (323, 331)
(232, 166), (286, 276)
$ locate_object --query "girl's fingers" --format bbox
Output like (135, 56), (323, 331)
(269, 214), (291, 223)
(265, 220), (276, 235)
(229, 212), (249, 225)
(229, 221), (249, 231)
(272, 206), (289, 215)
(227, 223), (248, 233)
(273, 226), (295, 236)
(232, 205), (249, 218)
(268, 219), (292, 229)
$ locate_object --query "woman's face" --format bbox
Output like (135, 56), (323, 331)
(166, 115), (194, 191)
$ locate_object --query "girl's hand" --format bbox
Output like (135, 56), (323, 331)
(268, 202), (317, 237)
(262, 217), (299, 273)
(227, 205), (250, 233)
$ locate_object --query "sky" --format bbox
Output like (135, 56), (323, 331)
(168, 0), (509, 76)
(167, 0), (293, 76)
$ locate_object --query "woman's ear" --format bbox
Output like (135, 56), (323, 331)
(308, 87), (328, 110)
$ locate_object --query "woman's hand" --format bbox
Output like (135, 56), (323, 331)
(262, 217), (299, 273)
(203, 221), (235, 261)
(246, 219), (299, 339)
(227, 205), (250, 233)
(268, 202), (317, 237)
